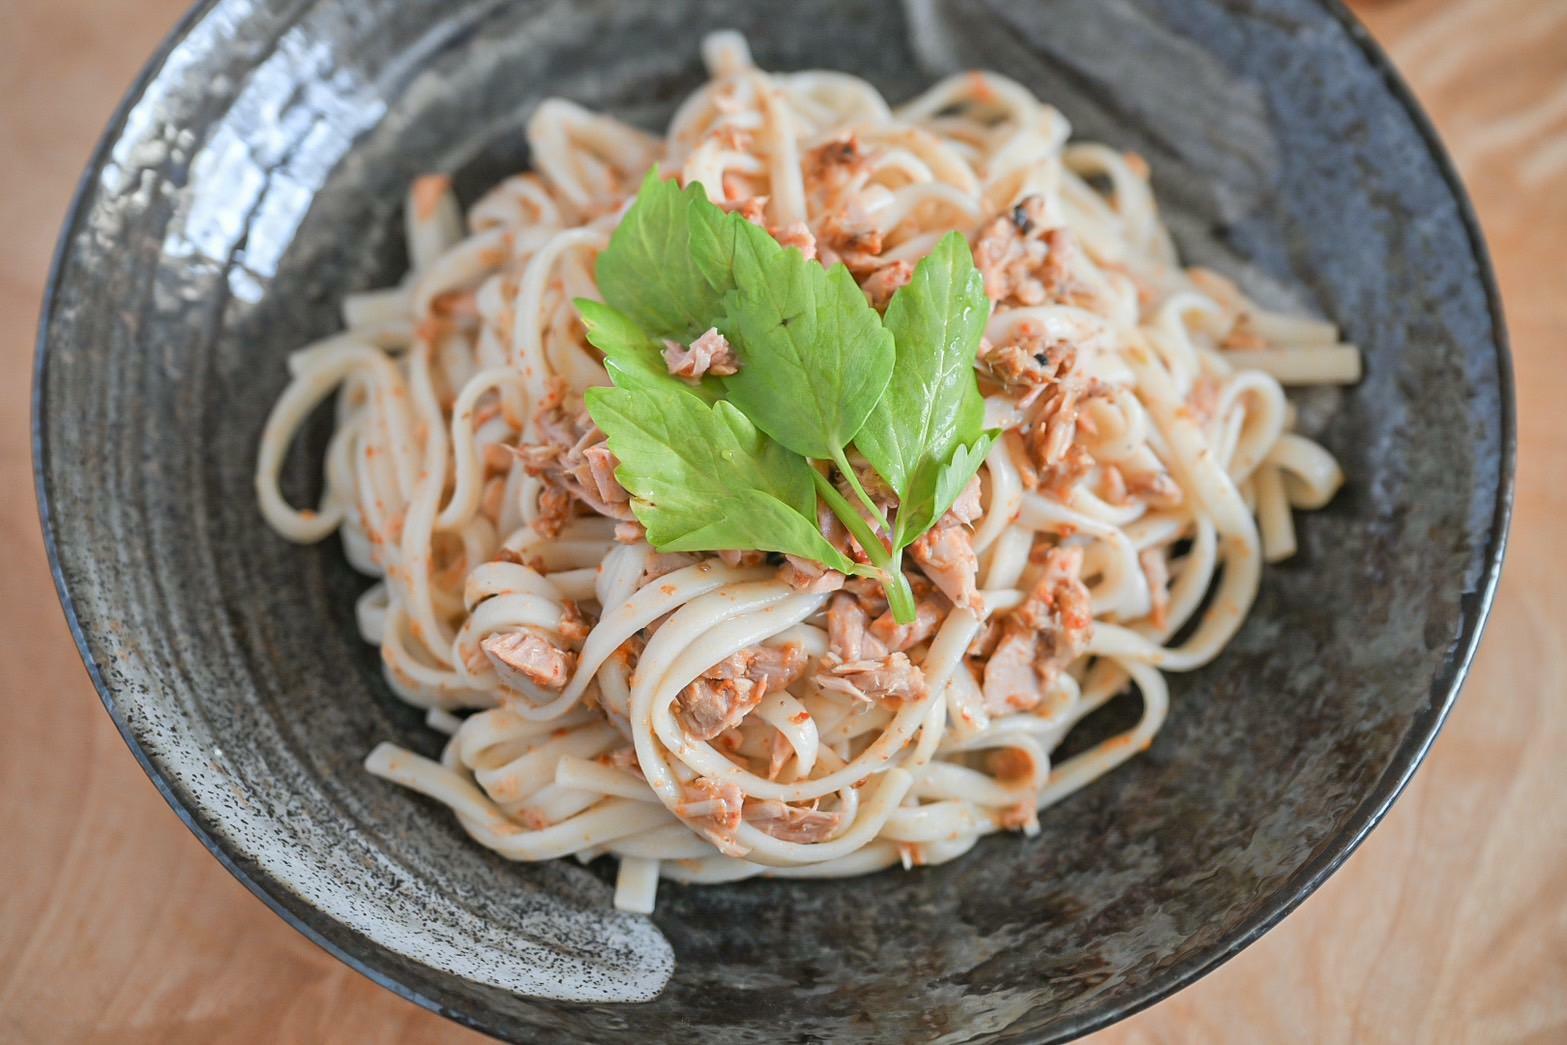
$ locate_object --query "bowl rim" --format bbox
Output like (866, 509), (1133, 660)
(31, 0), (1516, 1040)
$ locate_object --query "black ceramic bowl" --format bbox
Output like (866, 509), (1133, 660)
(35, 0), (1512, 1041)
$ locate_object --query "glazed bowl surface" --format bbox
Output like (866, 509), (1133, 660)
(35, 0), (1512, 1040)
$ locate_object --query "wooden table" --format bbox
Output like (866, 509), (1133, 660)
(3, 1), (1560, 1040)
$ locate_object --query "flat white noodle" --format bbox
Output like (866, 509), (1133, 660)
(256, 32), (1358, 913)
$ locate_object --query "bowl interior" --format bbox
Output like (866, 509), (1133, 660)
(37, 0), (1509, 1041)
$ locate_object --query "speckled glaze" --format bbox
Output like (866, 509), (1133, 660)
(35, 0), (1512, 1040)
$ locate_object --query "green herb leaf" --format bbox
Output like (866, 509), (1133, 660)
(576, 298), (720, 403)
(852, 231), (992, 548)
(929, 432), (999, 525)
(689, 195), (743, 295)
(585, 170), (986, 625)
(714, 216), (895, 463)
(585, 383), (852, 568)
(595, 169), (730, 341)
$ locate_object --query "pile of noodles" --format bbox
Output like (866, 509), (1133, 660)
(256, 32), (1357, 913)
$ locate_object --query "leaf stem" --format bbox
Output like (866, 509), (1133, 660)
(829, 447), (891, 534)
(812, 471), (888, 566)
(882, 547), (918, 625)
(811, 470), (918, 625)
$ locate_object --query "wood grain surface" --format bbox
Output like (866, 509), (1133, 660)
(2, 1), (1560, 1041)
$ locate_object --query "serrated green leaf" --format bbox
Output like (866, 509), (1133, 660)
(689, 194), (743, 294)
(585, 384), (850, 568)
(655, 489), (841, 559)
(855, 232), (989, 492)
(851, 232), (992, 549)
(595, 169), (729, 340)
(889, 432), (997, 545)
(931, 431), (998, 523)
(716, 215), (895, 462)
